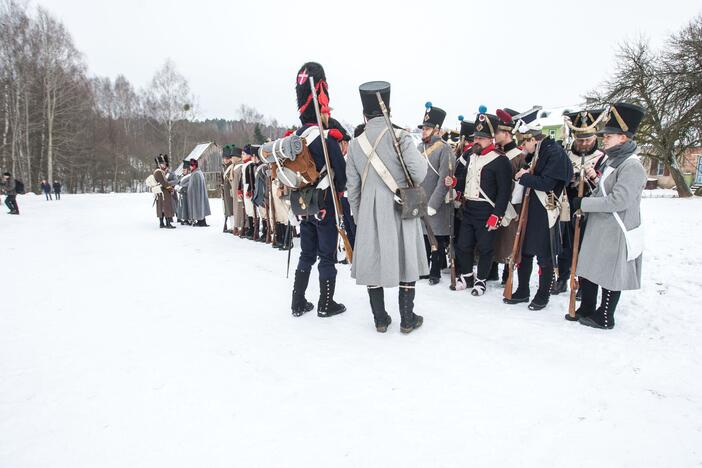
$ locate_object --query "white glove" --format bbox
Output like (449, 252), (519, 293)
(427, 206), (437, 216)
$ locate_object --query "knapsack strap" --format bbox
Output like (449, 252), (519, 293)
(357, 128), (398, 194)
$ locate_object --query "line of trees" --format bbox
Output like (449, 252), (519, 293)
(0, 0), (285, 194)
(588, 14), (702, 197)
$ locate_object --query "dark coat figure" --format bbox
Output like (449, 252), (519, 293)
(289, 62), (347, 319)
(41, 181), (52, 200)
(505, 136), (572, 310)
(1, 173), (19, 214)
(52, 181), (62, 200)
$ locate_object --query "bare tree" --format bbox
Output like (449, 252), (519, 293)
(145, 59), (193, 158)
(588, 18), (702, 197)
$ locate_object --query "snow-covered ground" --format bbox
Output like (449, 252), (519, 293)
(1, 193), (701, 467)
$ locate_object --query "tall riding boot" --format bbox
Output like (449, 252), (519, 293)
(291, 270), (314, 317)
(159, 216), (165, 228)
(258, 221), (268, 243)
(504, 256), (533, 304)
(551, 256), (570, 295)
(246, 218), (254, 239)
(273, 224), (283, 249)
(580, 287), (620, 329)
(529, 265), (554, 310)
(565, 276), (598, 321)
(282, 225), (293, 250)
(165, 217), (176, 229)
(368, 287), (391, 332)
(399, 282), (423, 334)
(487, 262), (499, 281)
(501, 264), (509, 285)
(317, 277), (346, 317)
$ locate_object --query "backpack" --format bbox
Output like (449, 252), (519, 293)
(14, 180), (25, 194)
(260, 129), (320, 189)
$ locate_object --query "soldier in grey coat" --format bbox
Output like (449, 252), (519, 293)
(417, 103), (451, 285)
(346, 81), (428, 334)
(571, 103), (647, 330)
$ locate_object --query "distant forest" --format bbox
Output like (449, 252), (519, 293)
(0, 1), (287, 193)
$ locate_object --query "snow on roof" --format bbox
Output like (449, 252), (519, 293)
(185, 143), (214, 161)
(175, 142), (220, 176)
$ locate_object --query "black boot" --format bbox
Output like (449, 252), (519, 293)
(487, 262), (499, 281)
(245, 218), (254, 239)
(165, 217), (176, 229)
(291, 270), (314, 317)
(159, 216), (165, 228)
(504, 257), (533, 304)
(565, 276), (597, 321)
(273, 224), (283, 249)
(196, 219), (209, 227)
(580, 287), (620, 329)
(550, 275), (568, 295)
(501, 265), (509, 285)
(399, 283), (423, 334)
(368, 287), (391, 332)
(529, 266), (554, 310)
(317, 278), (346, 317)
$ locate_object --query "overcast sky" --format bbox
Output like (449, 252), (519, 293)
(38, 0), (701, 129)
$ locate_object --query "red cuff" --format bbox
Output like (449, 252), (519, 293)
(450, 176), (457, 188)
(328, 128), (343, 142)
(486, 214), (500, 229)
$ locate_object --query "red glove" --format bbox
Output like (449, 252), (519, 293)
(450, 176), (457, 188)
(486, 214), (501, 230)
(328, 128), (343, 142)
(337, 192), (345, 200)
(455, 191), (463, 201)
(246, 191), (252, 198)
(315, 208), (327, 221)
(237, 190), (243, 199)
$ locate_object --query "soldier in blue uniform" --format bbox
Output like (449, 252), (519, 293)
(504, 121), (573, 310)
(290, 62), (347, 318)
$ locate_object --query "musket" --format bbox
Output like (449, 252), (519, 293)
(503, 161), (534, 300)
(568, 151), (587, 317)
(308, 76), (353, 263)
(374, 91), (439, 252)
(268, 172), (277, 247)
(285, 222), (293, 278)
(447, 134), (464, 290)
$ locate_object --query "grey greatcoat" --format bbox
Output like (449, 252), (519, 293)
(417, 135), (451, 236)
(187, 169), (211, 221)
(346, 117), (430, 287)
(177, 173), (191, 221)
(222, 162), (234, 217)
(577, 155), (647, 291)
(166, 169), (179, 217)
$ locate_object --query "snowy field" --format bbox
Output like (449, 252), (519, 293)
(1, 193), (702, 468)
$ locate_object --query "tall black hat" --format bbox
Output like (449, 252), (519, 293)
(155, 153), (169, 166)
(243, 144), (254, 156)
(359, 81), (390, 120)
(473, 111), (500, 138)
(182, 159), (189, 170)
(564, 109), (606, 139)
(295, 62), (329, 125)
(231, 146), (242, 157)
(222, 145), (231, 158)
(599, 102), (645, 137)
(418, 102), (446, 129)
(458, 115), (475, 141)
